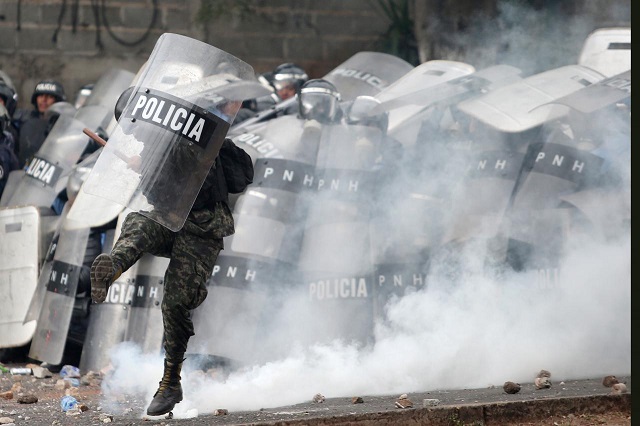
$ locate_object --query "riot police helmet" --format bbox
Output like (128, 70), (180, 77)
(114, 86), (135, 121)
(272, 63), (308, 99)
(0, 80), (18, 117)
(31, 79), (66, 107)
(298, 79), (341, 124)
(344, 95), (388, 133)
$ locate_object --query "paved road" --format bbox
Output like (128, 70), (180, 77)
(0, 367), (631, 425)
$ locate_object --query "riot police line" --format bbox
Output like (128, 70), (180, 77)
(0, 29), (630, 376)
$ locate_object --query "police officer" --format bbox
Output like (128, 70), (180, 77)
(0, 104), (19, 199)
(235, 63), (309, 124)
(90, 96), (253, 416)
(272, 62), (308, 101)
(297, 78), (342, 124)
(13, 79), (66, 167)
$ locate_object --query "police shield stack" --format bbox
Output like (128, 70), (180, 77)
(369, 63), (524, 317)
(187, 115), (323, 366)
(442, 64), (606, 284)
(0, 69), (134, 358)
(20, 69), (135, 364)
(292, 53), (412, 348)
(503, 70), (630, 287)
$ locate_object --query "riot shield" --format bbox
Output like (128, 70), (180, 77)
(78, 33), (270, 232)
(73, 68), (135, 135)
(2, 114), (87, 209)
(65, 145), (128, 230)
(1, 68), (133, 211)
(296, 123), (383, 347)
(504, 70), (630, 279)
(367, 65), (524, 316)
(124, 254), (168, 356)
(578, 27), (631, 78)
(373, 60), (475, 131)
(79, 211), (138, 373)
(28, 204), (90, 365)
(441, 64), (606, 249)
(0, 169), (24, 206)
(0, 206), (39, 348)
(324, 51), (413, 101)
(187, 115), (321, 366)
(381, 64), (523, 146)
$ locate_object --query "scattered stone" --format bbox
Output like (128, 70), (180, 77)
(54, 379), (70, 390)
(80, 371), (103, 387)
(65, 387), (80, 397)
(214, 409), (228, 416)
(99, 413), (113, 422)
(398, 393), (408, 399)
(535, 376), (552, 390)
(395, 396), (413, 409)
(10, 383), (20, 393)
(611, 383), (628, 394)
(31, 366), (53, 379)
(602, 375), (619, 387)
(66, 408), (82, 417)
(0, 391), (12, 400)
(351, 396), (363, 404)
(0, 417), (15, 425)
(17, 394), (38, 404)
(78, 404), (89, 412)
(503, 381), (521, 394)
(312, 393), (325, 403)
(537, 369), (551, 378)
(423, 399), (441, 407)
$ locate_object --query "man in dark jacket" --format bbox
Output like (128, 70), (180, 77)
(13, 79), (67, 167)
(90, 135), (252, 417)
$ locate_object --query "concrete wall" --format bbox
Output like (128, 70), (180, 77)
(0, 0), (389, 109)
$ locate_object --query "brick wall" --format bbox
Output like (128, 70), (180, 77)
(0, 0), (389, 109)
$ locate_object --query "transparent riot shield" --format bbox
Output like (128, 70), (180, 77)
(578, 27), (631, 78)
(504, 70), (630, 283)
(28, 207), (90, 365)
(77, 33), (270, 232)
(442, 65), (605, 248)
(295, 123), (383, 348)
(73, 68), (135, 135)
(380, 64), (523, 146)
(0, 206), (40, 348)
(374, 60), (475, 131)
(442, 65), (602, 276)
(324, 51), (414, 101)
(124, 254), (169, 356)
(2, 114), (87, 208)
(79, 211), (137, 373)
(187, 114), (321, 366)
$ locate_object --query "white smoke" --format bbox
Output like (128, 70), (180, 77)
(97, 0), (630, 418)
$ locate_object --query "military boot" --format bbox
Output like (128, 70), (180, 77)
(90, 254), (122, 303)
(146, 359), (184, 416)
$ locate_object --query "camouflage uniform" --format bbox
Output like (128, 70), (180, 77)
(110, 198), (234, 363)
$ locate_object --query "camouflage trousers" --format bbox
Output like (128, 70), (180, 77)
(110, 205), (233, 363)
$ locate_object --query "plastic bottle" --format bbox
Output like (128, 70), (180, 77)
(59, 365), (81, 378)
(60, 395), (78, 412)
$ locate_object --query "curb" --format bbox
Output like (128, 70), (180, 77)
(249, 394), (631, 425)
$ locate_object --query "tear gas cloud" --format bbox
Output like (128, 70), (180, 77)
(99, 0), (630, 416)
